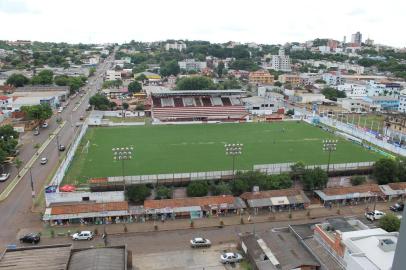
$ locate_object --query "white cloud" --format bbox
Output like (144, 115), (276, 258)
(0, 0), (404, 47)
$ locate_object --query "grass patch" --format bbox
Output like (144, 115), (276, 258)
(62, 122), (381, 185)
(104, 116), (146, 123)
(336, 113), (385, 133)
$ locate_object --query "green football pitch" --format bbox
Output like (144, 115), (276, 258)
(63, 122), (381, 184)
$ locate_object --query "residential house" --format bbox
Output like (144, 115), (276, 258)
(279, 74), (301, 86)
(295, 93), (326, 104)
(248, 70), (274, 85)
(105, 70), (122, 81)
(178, 59), (207, 72)
(322, 72), (345, 86)
(242, 96), (279, 115)
(384, 114), (406, 140)
(228, 70), (250, 80)
(398, 89), (406, 113)
(337, 83), (367, 98)
(338, 98), (381, 113)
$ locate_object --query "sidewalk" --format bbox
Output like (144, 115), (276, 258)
(36, 201), (392, 238)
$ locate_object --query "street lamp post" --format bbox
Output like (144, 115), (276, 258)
(323, 139), (337, 174)
(225, 143), (243, 182)
(112, 146), (133, 194)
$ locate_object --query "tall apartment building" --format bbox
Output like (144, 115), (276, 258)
(271, 48), (291, 72)
(178, 59), (207, 71)
(351, 32), (362, 45)
(165, 42), (187, 51)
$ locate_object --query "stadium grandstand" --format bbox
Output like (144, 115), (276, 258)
(149, 89), (249, 122)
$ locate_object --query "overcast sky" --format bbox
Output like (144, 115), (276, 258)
(0, 0), (404, 47)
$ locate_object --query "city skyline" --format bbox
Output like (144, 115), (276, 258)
(0, 0), (405, 47)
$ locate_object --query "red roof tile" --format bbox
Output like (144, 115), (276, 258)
(322, 184), (382, 196)
(51, 201), (128, 215)
(388, 182), (406, 190)
(144, 195), (235, 209)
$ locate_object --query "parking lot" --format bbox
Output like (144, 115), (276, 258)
(132, 243), (244, 270)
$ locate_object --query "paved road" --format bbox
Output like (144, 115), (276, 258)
(0, 53), (114, 249)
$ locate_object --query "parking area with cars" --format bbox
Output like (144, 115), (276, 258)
(132, 243), (243, 270)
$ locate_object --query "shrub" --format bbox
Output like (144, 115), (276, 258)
(350, 175), (366, 186)
(379, 213), (401, 232)
(187, 181), (208, 197)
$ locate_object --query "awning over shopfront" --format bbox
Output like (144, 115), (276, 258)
(270, 196), (289, 206)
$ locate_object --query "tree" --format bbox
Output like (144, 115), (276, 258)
(274, 81), (282, 87)
(230, 178), (249, 196)
(102, 79), (122, 89)
(373, 158), (398, 184)
(187, 181), (208, 197)
(31, 69), (54, 85)
(0, 125), (19, 157)
(122, 102), (129, 110)
(156, 186), (172, 199)
(266, 174), (293, 190)
(217, 79), (241, 90)
(216, 61), (225, 78)
(135, 73), (147, 82)
(315, 79), (326, 84)
(290, 161), (306, 182)
(322, 87), (346, 101)
(128, 81), (142, 93)
(6, 73), (29, 87)
(89, 93), (112, 110)
(160, 60), (180, 77)
(210, 181), (232, 195)
(54, 75), (70, 86)
(125, 184), (151, 203)
(21, 103), (52, 122)
(379, 213), (401, 232)
(302, 167), (328, 191)
(176, 76), (216, 90)
(14, 157), (23, 176)
(350, 175), (366, 186)
(89, 67), (96, 77)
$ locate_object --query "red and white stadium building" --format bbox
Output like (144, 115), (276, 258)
(146, 90), (250, 122)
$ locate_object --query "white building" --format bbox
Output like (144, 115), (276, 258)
(322, 73), (345, 86)
(398, 89), (406, 113)
(367, 81), (402, 97)
(242, 96), (280, 115)
(319, 46), (331, 54)
(271, 48), (291, 72)
(337, 83), (367, 98)
(351, 31), (362, 46)
(343, 228), (397, 270)
(295, 93), (325, 103)
(105, 70), (122, 81)
(178, 59), (207, 71)
(165, 42), (187, 51)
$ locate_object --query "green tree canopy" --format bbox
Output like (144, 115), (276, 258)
(128, 81), (142, 93)
(302, 167), (328, 191)
(176, 76), (216, 90)
(187, 181), (208, 197)
(379, 213), (401, 232)
(156, 186), (172, 199)
(6, 73), (30, 87)
(21, 103), (52, 122)
(350, 175), (366, 186)
(210, 181), (232, 196)
(126, 184), (151, 203)
(321, 87), (346, 101)
(89, 93), (112, 110)
(31, 69), (54, 85)
(373, 158), (398, 184)
(160, 60), (180, 77)
(102, 79), (123, 89)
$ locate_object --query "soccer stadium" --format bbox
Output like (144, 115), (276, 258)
(63, 121), (381, 184)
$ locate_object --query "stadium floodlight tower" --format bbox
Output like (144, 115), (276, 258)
(225, 143), (243, 182)
(322, 139), (337, 174)
(112, 146), (134, 193)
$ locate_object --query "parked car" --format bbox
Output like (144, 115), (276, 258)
(190, 237), (211, 248)
(59, 145), (65, 151)
(390, 202), (404, 212)
(220, 252), (243, 264)
(45, 185), (57, 193)
(57, 107), (63, 113)
(33, 129), (40, 136)
(40, 157), (48, 165)
(79, 115), (84, 120)
(72, 231), (93, 241)
(365, 210), (386, 221)
(42, 122), (48, 128)
(19, 233), (40, 244)
(0, 173), (10, 182)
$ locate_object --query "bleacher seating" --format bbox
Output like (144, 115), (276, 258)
(161, 98), (175, 107)
(195, 98), (202, 106)
(152, 97), (162, 107)
(174, 98), (184, 107)
(211, 97), (223, 106)
(221, 97), (232, 106)
(183, 97), (195, 106)
(202, 97), (212, 106)
(153, 105), (248, 121)
(230, 97), (241, 105)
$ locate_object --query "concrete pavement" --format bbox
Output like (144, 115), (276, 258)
(0, 54), (114, 249)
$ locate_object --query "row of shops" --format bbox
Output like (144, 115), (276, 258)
(43, 183), (406, 225)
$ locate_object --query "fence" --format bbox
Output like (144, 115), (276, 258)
(51, 122), (89, 186)
(106, 161), (375, 186)
(318, 116), (406, 156)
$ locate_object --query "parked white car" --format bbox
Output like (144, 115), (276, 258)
(190, 237), (211, 248)
(72, 231), (93, 240)
(365, 210), (386, 221)
(40, 157), (48, 165)
(0, 173), (10, 182)
(220, 252), (243, 264)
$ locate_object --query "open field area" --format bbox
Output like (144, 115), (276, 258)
(336, 113), (385, 133)
(63, 122), (381, 184)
